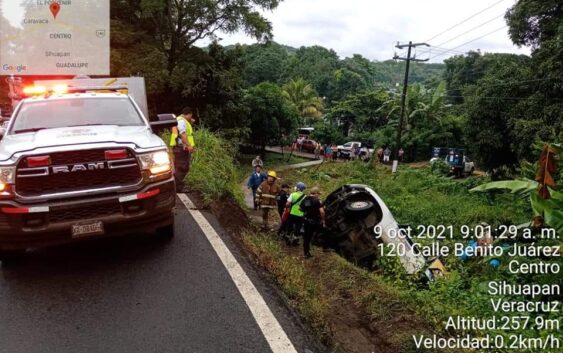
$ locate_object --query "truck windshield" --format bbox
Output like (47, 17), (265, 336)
(11, 97), (145, 133)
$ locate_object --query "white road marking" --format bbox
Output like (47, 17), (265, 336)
(177, 194), (298, 353)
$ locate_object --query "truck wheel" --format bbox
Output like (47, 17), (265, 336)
(0, 250), (25, 266)
(345, 200), (374, 213)
(156, 223), (175, 239)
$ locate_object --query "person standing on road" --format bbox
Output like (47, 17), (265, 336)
(170, 107), (196, 193)
(252, 155), (264, 169)
(247, 165), (266, 210)
(383, 147), (391, 163)
(331, 144), (338, 161)
(314, 142), (321, 160)
(377, 147), (384, 162)
(256, 171), (281, 229)
(300, 187), (325, 258)
(398, 148), (405, 162)
(285, 182), (306, 244)
(324, 144), (332, 161)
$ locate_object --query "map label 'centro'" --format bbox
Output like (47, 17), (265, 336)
(0, 0), (109, 75)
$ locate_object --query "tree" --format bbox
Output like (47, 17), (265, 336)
(241, 42), (290, 86)
(244, 82), (298, 150)
(462, 54), (532, 171)
(505, 0), (563, 159)
(328, 89), (391, 136)
(283, 46), (340, 98)
(115, 0), (280, 75)
(282, 79), (324, 126)
(505, 0), (562, 49)
(311, 122), (346, 145)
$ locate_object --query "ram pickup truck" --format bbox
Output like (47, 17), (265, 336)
(0, 85), (176, 263)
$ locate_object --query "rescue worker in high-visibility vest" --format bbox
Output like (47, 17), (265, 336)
(284, 182), (306, 244)
(170, 107), (196, 193)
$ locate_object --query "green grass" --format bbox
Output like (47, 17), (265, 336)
(240, 232), (332, 343)
(179, 129), (245, 206)
(283, 161), (530, 230)
(278, 161), (562, 352)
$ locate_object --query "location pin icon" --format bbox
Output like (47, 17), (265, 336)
(50, 2), (61, 19)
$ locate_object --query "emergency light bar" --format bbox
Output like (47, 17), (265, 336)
(21, 85), (129, 97)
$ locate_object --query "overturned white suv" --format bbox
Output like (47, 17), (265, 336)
(0, 85), (176, 263)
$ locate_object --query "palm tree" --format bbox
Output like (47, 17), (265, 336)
(282, 79), (324, 126)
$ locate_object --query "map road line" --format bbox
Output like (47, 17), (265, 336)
(177, 193), (299, 353)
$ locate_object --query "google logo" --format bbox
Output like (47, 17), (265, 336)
(2, 64), (27, 73)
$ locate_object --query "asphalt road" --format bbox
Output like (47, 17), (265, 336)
(0, 197), (321, 353)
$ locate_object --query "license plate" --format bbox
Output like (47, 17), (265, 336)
(71, 221), (104, 238)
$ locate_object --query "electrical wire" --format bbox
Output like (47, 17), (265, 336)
(434, 13), (505, 48)
(425, 0), (509, 42)
(429, 25), (508, 60)
(443, 78), (560, 94)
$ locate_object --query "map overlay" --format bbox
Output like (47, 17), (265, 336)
(0, 0), (110, 75)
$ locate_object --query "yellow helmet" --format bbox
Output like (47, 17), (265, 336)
(267, 170), (278, 178)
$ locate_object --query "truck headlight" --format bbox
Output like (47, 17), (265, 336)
(0, 166), (15, 193)
(138, 151), (171, 175)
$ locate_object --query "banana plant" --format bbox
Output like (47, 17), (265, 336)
(470, 144), (562, 235)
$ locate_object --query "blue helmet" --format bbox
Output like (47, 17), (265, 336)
(296, 182), (306, 191)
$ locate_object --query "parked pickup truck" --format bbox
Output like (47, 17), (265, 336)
(0, 84), (176, 263)
(337, 141), (374, 160)
(430, 147), (475, 177)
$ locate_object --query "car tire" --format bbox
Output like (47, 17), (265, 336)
(345, 200), (374, 213)
(0, 249), (26, 266)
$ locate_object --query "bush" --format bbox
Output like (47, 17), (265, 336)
(185, 129), (244, 206)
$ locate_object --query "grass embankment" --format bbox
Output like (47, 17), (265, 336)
(241, 161), (551, 353)
(166, 129), (244, 207)
(185, 132), (558, 352)
(242, 231), (436, 353)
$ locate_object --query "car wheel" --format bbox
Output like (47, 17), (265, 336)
(0, 249), (26, 266)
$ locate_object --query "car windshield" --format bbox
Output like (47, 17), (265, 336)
(11, 97), (145, 133)
(344, 143), (352, 147)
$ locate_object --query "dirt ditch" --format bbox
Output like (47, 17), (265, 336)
(195, 190), (432, 353)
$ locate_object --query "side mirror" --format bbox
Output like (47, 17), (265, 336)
(150, 114), (177, 132)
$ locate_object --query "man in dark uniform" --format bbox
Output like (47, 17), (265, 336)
(300, 187), (325, 258)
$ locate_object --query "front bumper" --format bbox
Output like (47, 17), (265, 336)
(0, 179), (175, 250)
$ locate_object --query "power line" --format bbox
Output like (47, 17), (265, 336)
(443, 77), (561, 94)
(441, 94), (563, 101)
(415, 46), (467, 59)
(417, 14), (505, 58)
(425, 0), (508, 42)
(434, 13), (505, 48)
(429, 25), (508, 60)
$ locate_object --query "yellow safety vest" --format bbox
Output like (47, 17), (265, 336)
(289, 192), (305, 217)
(170, 115), (195, 148)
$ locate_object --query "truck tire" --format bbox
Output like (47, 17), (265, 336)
(0, 250), (25, 266)
(345, 200), (374, 213)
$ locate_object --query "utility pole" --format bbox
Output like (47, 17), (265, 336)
(392, 41), (429, 173)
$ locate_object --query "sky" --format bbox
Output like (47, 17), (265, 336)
(199, 0), (531, 63)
